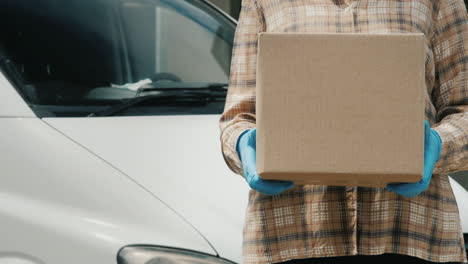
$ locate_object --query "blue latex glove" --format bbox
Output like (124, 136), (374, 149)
(386, 120), (442, 198)
(236, 128), (295, 195)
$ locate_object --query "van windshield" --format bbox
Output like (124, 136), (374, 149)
(0, 0), (235, 117)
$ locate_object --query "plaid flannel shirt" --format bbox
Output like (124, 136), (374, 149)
(219, 0), (468, 263)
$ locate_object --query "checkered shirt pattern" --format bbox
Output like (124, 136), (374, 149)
(218, 0), (468, 263)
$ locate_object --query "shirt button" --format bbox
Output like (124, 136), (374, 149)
(344, 1), (356, 12)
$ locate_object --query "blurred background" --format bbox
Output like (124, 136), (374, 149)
(209, 0), (241, 19)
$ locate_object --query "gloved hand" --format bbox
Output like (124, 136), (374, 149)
(237, 128), (295, 195)
(386, 120), (442, 198)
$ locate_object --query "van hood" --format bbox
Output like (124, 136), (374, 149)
(43, 115), (250, 263)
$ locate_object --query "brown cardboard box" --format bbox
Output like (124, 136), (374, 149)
(256, 32), (425, 187)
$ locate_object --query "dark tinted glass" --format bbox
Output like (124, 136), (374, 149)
(0, 0), (235, 117)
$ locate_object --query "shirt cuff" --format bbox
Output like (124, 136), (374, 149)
(221, 121), (256, 176)
(432, 124), (453, 174)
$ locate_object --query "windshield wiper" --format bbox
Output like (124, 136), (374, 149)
(87, 83), (227, 117)
(136, 82), (227, 95)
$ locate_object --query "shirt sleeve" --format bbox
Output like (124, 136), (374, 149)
(431, 0), (468, 174)
(218, 0), (263, 176)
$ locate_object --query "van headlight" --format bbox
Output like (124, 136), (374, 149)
(117, 245), (237, 264)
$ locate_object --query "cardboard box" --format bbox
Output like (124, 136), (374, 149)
(256, 32), (425, 187)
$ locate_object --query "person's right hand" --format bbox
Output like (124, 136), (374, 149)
(236, 128), (295, 195)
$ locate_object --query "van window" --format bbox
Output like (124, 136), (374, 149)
(0, 0), (235, 117)
(451, 172), (468, 192)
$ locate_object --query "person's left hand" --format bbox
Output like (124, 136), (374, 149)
(386, 120), (442, 198)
